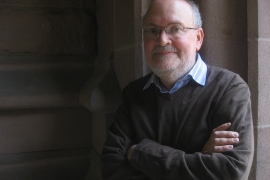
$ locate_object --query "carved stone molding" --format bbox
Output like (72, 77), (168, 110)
(79, 53), (121, 113)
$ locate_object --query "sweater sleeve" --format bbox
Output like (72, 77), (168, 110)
(129, 82), (254, 180)
(101, 86), (151, 180)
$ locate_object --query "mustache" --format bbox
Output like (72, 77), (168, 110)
(152, 46), (179, 54)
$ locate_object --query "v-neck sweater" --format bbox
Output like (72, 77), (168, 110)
(101, 65), (254, 180)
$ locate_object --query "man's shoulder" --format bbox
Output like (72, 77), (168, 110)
(122, 73), (153, 93)
(128, 73), (153, 88)
(207, 65), (238, 76)
(207, 65), (246, 85)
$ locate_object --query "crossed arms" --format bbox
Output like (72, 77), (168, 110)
(101, 76), (254, 180)
(127, 122), (239, 161)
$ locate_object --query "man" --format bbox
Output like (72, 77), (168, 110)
(101, 0), (254, 179)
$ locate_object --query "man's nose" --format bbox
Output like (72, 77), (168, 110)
(156, 30), (171, 46)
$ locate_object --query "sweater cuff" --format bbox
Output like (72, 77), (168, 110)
(129, 139), (159, 169)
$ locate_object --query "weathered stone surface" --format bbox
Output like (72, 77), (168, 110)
(96, 0), (114, 55)
(80, 54), (121, 113)
(258, 1), (270, 38)
(253, 127), (270, 180)
(0, 0), (97, 179)
(114, 0), (135, 49)
(0, 107), (92, 154)
(114, 0), (149, 89)
(0, 0), (96, 9)
(83, 148), (102, 180)
(200, 39), (247, 81)
(248, 0), (270, 179)
(0, 154), (90, 180)
(198, 0), (248, 81)
(0, 55), (95, 109)
(258, 40), (270, 125)
(0, 5), (96, 55)
(198, 0), (247, 40)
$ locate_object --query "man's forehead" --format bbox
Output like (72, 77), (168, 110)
(143, 0), (193, 24)
(150, 0), (189, 6)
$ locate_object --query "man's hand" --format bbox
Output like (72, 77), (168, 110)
(126, 144), (137, 161)
(202, 122), (239, 154)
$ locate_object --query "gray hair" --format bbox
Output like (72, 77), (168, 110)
(144, 0), (202, 28)
(184, 0), (202, 28)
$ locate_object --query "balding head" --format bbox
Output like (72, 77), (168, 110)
(142, 0), (204, 84)
(143, 0), (202, 28)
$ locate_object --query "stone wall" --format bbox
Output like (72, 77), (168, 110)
(1, 0), (269, 179)
(197, 0), (248, 81)
(248, 1), (270, 179)
(0, 0), (97, 179)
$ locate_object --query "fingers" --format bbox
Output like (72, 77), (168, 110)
(213, 145), (234, 153)
(213, 130), (239, 138)
(202, 143), (236, 154)
(212, 130), (239, 147)
(126, 144), (137, 161)
(213, 122), (231, 131)
(202, 123), (240, 154)
(214, 137), (239, 146)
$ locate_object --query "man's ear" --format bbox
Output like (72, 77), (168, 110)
(196, 28), (204, 51)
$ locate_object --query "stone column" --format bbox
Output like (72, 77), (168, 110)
(248, 0), (270, 179)
(82, 1), (152, 179)
(197, 0), (248, 81)
(114, 0), (152, 90)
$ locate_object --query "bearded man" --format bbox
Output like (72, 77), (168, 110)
(101, 0), (254, 179)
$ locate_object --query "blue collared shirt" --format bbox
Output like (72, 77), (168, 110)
(143, 54), (207, 94)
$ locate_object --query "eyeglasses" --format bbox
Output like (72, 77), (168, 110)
(142, 23), (199, 40)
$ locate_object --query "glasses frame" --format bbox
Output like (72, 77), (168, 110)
(142, 23), (199, 40)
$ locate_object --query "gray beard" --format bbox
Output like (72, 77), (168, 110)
(150, 56), (195, 81)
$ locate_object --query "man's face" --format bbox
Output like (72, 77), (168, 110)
(143, 0), (203, 78)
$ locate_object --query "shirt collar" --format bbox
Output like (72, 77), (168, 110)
(143, 53), (207, 91)
(189, 53), (207, 86)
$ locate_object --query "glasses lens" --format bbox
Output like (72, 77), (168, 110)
(143, 26), (160, 39)
(167, 24), (184, 38)
(143, 24), (187, 39)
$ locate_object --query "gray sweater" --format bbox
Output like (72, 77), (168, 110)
(101, 65), (254, 180)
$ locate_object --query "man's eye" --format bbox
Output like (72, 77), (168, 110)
(171, 27), (181, 33)
(148, 28), (159, 34)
